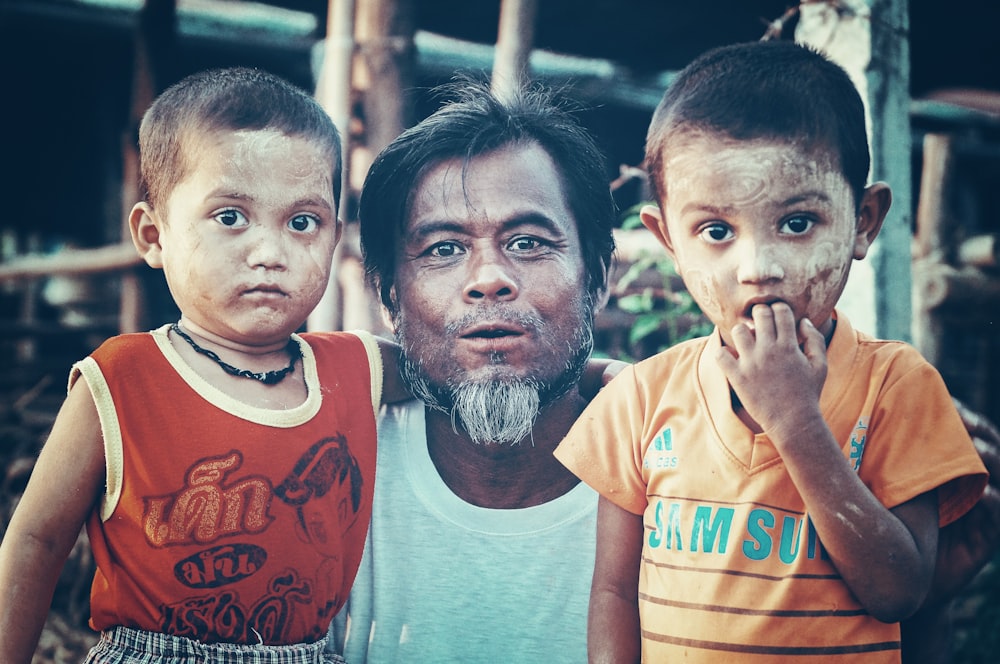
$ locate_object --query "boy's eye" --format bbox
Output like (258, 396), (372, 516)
(288, 214), (320, 233)
(215, 209), (248, 228)
(780, 215), (815, 235)
(698, 223), (733, 243)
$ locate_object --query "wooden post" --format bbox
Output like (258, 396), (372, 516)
(355, 0), (414, 157)
(492, 0), (537, 99)
(795, 0), (911, 342)
(309, 0), (356, 333)
(120, 0), (176, 333)
(913, 133), (956, 261)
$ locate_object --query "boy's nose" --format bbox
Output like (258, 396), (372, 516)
(247, 227), (288, 269)
(736, 243), (785, 283)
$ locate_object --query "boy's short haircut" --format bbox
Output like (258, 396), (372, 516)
(138, 67), (342, 210)
(644, 40), (870, 210)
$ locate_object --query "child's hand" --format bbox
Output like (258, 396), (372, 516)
(716, 302), (827, 438)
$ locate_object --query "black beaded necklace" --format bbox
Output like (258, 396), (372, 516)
(170, 323), (302, 385)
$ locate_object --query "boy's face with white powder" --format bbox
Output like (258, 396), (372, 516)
(640, 131), (890, 347)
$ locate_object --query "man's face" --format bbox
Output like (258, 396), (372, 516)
(391, 141), (594, 443)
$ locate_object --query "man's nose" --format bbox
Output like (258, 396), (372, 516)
(464, 250), (519, 301)
(736, 241), (785, 283)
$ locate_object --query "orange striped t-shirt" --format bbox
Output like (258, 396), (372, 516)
(556, 312), (987, 663)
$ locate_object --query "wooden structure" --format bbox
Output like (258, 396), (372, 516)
(911, 92), (1000, 419)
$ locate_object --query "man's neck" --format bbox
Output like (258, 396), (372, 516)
(424, 388), (587, 509)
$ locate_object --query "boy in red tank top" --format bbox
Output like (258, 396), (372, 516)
(0, 67), (406, 663)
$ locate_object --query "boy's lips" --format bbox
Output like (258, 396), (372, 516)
(741, 297), (784, 318)
(244, 284), (288, 298)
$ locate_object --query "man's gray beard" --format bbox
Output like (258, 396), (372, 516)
(396, 303), (595, 446)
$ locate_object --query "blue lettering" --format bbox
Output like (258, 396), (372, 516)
(743, 508), (774, 560)
(649, 501), (683, 550)
(778, 515), (804, 564)
(649, 501), (663, 548)
(691, 506), (734, 553)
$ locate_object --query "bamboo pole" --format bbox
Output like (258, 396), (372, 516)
(119, 0), (176, 333)
(914, 133), (956, 261)
(0, 244), (141, 282)
(492, 0), (537, 100)
(309, 0), (356, 333)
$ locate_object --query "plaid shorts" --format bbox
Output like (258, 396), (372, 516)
(83, 626), (347, 664)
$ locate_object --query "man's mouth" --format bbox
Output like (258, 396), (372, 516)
(460, 323), (526, 339)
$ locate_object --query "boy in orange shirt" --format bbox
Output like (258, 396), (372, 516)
(0, 67), (406, 663)
(555, 41), (988, 662)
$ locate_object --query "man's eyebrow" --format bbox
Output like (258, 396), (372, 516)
(499, 212), (567, 235)
(408, 212), (567, 237)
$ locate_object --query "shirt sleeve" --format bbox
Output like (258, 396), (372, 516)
(859, 353), (987, 527)
(555, 365), (650, 515)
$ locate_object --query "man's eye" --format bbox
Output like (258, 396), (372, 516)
(288, 214), (320, 233)
(698, 223), (733, 243)
(428, 241), (463, 258)
(781, 215), (815, 235)
(509, 236), (541, 252)
(214, 209), (248, 227)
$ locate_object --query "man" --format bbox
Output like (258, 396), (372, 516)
(330, 80), (1000, 663)
(329, 81), (615, 663)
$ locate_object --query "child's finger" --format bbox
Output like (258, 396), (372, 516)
(728, 321), (755, 355)
(770, 302), (798, 343)
(750, 303), (776, 343)
(799, 318), (827, 367)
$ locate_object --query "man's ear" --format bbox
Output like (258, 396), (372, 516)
(639, 204), (677, 261)
(129, 202), (164, 268)
(854, 182), (892, 260)
(591, 258), (612, 314)
(333, 216), (344, 248)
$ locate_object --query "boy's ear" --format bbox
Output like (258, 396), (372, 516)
(853, 182), (892, 260)
(129, 202), (164, 268)
(639, 204), (676, 259)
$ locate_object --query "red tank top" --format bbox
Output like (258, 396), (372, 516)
(78, 328), (378, 645)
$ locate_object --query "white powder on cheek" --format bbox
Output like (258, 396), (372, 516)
(682, 268), (723, 321)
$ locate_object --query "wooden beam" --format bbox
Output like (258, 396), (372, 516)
(0, 244), (142, 282)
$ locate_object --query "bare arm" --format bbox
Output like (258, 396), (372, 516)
(718, 303), (938, 622)
(374, 336), (411, 404)
(900, 401), (1000, 663)
(923, 398), (1000, 603)
(579, 358), (630, 400)
(0, 379), (105, 663)
(589, 496), (643, 664)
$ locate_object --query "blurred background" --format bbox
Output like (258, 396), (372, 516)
(1, 1), (998, 661)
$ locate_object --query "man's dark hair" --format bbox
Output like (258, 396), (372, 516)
(645, 40), (870, 210)
(359, 79), (617, 313)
